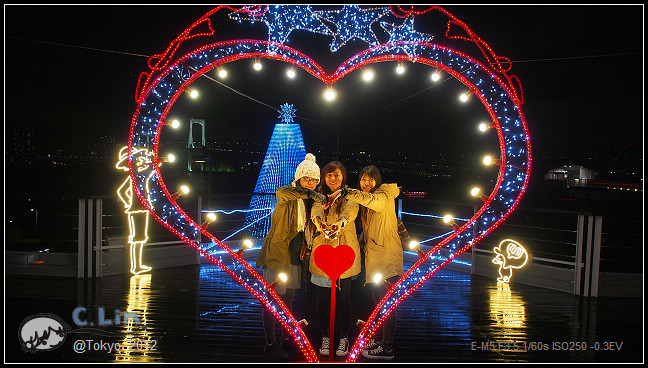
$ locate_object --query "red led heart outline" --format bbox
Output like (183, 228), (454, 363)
(127, 6), (531, 362)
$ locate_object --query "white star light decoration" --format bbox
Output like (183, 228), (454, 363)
(278, 103), (297, 124)
(228, 5), (435, 55)
(229, 5), (332, 53)
(315, 5), (389, 52)
(381, 15), (435, 59)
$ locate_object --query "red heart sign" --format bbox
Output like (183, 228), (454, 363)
(128, 5), (531, 363)
(313, 244), (356, 281)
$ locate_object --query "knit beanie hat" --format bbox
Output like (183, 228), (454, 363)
(294, 153), (320, 183)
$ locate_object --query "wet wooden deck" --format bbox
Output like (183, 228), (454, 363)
(5, 253), (643, 363)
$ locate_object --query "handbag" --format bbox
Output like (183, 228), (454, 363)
(299, 236), (311, 260)
(397, 217), (411, 251)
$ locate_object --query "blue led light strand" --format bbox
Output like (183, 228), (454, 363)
(229, 5), (333, 53)
(315, 5), (389, 52)
(244, 122), (307, 242)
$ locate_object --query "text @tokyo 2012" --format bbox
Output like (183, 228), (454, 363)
(73, 339), (157, 354)
(471, 341), (624, 352)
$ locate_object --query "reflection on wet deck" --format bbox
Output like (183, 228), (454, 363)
(5, 255), (643, 363)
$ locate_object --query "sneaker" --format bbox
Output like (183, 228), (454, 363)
(362, 345), (394, 360)
(336, 338), (350, 357)
(319, 337), (330, 355)
(362, 338), (379, 354)
(264, 342), (289, 360)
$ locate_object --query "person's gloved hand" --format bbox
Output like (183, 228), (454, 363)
(308, 190), (328, 205)
(323, 187), (349, 210)
(323, 193), (337, 210)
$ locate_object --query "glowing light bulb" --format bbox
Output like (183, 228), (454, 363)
(269, 272), (288, 290)
(165, 153), (176, 163)
(189, 89), (199, 99)
(171, 185), (190, 200)
(471, 187), (489, 202)
(164, 119), (180, 129)
(443, 215), (454, 224)
(180, 185), (190, 195)
(324, 88), (336, 101)
(409, 240), (425, 258)
(218, 69), (228, 78)
(483, 155), (503, 166)
(253, 60), (262, 71)
(396, 63), (405, 75)
(479, 122), (491, 132)
(286, 68), (296, 79)
(431, 69), (441, 82)
(201, 212), (217, 229)
(278, 273), (288, 283)
(373, 273), (383, 284)
(362, 68), (374, 82)
(460, 92), (470, 102)
(443, 215), (460, 231)
(237, 238), (254, 256)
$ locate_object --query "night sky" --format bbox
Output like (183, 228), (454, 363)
(4, 5), (644, 168)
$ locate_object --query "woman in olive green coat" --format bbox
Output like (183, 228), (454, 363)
(256, 153), (327, 359)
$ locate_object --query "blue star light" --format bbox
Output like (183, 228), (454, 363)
(229, 5), (332, 53)
(278, 103), (297, 124)
(381, 15), (435, 59)
(315, 5), (389, 52)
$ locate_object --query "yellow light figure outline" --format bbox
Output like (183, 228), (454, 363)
(492, 239), (529, 283)
(116, 146), (156, 275)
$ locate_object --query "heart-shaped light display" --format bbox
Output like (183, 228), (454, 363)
(127, 5), (531, 362)
(313, 244), (356, 282)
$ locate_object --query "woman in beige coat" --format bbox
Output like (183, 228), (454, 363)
(342, 165), (402, 361)
(310, 161), (360, 357)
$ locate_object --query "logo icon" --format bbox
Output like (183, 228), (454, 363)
(19, 313), (71, 353)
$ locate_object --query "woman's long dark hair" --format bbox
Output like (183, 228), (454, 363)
(357, 165), (382, 193)
(318, 161), (347, 195)
(357, 165), (383, 228)
(318, 161), (347, 216)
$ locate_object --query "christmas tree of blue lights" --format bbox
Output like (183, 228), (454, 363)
(244, 104), (306, 241)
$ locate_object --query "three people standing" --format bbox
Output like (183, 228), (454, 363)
(257, 156), (402, 361)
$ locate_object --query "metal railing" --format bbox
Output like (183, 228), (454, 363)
(5, 193), (641, 297)
(396, 197), (641, 296)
